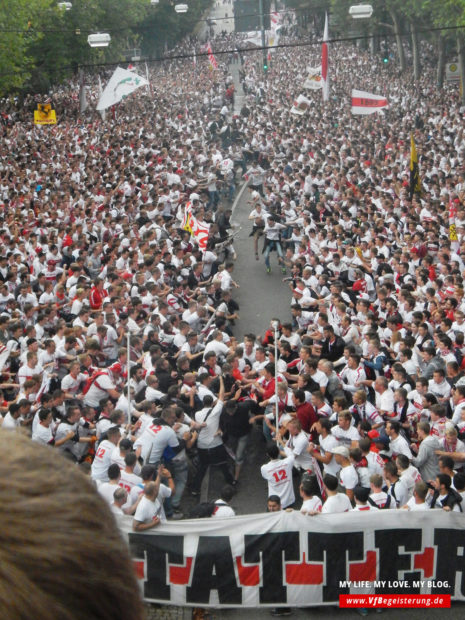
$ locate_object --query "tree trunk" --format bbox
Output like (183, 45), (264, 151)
(411, 21), (420, 80)
(457, 32), (465, 104)
(390, 9), (406, 72)
(437, 33), (445, 89)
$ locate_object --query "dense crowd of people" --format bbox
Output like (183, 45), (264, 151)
(1, 12), (465, 541)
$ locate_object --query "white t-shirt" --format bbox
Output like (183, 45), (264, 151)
(285, 431), (314, 470)
(98, 482), (120, 506)
(83, 372), (116, 407)
(322, 493), (352, 513)
(260, 455), (295, 508)
(133, 485), (172, 524)
(301, 497), (322, 513)
(405, 497), (430, 511)
(389, 435), (413, 459)
(369, 491), (390, 509)
(339, 464), (359, 491)
(91, 439), (116, 481)
(195, 401), (224, 449)
(134, 422), (179, 464)
(319, 434), (341, 476)
(352, 503), (378, 512)
(32, 423), (53, 445)
(1, 412), (20, 430)
(212, 501), (235, 518)
(331, 425), (361, 447)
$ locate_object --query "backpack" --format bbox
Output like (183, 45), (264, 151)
(367, 495), (392, 510)
(82, 370), (108, 395)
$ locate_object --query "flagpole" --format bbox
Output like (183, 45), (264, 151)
(271, 320), (280, 439)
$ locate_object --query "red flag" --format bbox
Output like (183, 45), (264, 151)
(321, 13), (329, 102)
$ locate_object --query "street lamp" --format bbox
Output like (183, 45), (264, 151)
(349, 4), (373, 19)
(87, 33), (111, 47)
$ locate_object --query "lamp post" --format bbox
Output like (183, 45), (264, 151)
(258, 0), (267, 72)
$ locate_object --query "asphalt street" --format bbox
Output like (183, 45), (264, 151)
(162, 4), (465, 620)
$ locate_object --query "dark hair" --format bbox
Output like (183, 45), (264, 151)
(323, 473), (338, 492)
(266, 442), (280, 460)
(107, 464), (121, 481)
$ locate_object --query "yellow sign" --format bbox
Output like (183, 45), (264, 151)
(34, 103), (57, 125)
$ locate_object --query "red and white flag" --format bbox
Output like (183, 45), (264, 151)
(206, 42), (218, 70)
(351, 89), (388, 115)
(182, 202), (210, 253)
(321, 13), (329, 102)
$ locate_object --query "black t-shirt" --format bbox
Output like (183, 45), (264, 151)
(220, 401), (252, 439)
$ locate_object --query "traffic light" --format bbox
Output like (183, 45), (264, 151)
(382, 51), (389, 63)
(263, 61), (268, 72)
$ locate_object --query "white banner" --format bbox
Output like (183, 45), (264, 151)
(121, 510), (465, 607)
(96, 67), (148, 111)
(304, 66), (323, 90)
(351, 89), (389, 115)
(291, 94), (311, 115)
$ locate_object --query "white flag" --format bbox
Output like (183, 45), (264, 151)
(96, 67), (148, 111)
(291, 94), (311, 115)
(304, 66), (323, 90)
(351, 89), (389, 115)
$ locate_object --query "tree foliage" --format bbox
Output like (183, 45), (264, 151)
(0, 0), (212, 95)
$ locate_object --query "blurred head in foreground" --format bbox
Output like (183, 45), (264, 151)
(0, 431), (143, 620)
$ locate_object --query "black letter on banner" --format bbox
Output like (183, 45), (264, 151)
(244, 532), (299, 604)
(433, 529), (465, 596)
(375, 529), (422, 593)
(307, 532), (363, 602)
(128, 534), (183, 600)
(186, 536), (242, 605)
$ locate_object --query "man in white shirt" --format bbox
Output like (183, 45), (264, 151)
(191, 376), (234, 495)
(321, 473), (353, 513)
(280, 418), (314, 471)
(133, 479), (169, 531)
(374, 376), (395, 417)
(308, 417), (341, 476)
(331, 411), (361, 448)
(386, 421), (413, 459)
(333, 445), (358, 503)
(352, 485), (379, 511)
(261, 442), (295, 508)
(91, 426), (121, 482)
(212, 486), (236, 517)
(134, 407), (179, 466)
(402, 480), (430, 511)
(384, 460), (409, 508)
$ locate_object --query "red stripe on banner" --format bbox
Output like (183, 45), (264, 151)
(285, 552), (323, 585)
(351, 97), (387, 108)
(133, 559), (145, 580)
(169, 557), (193, 585)
(236, 556), (260, 586)
(321, 43), (328, 81)
(349, 550), (377, 582)
(414, 547), (435, 578)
